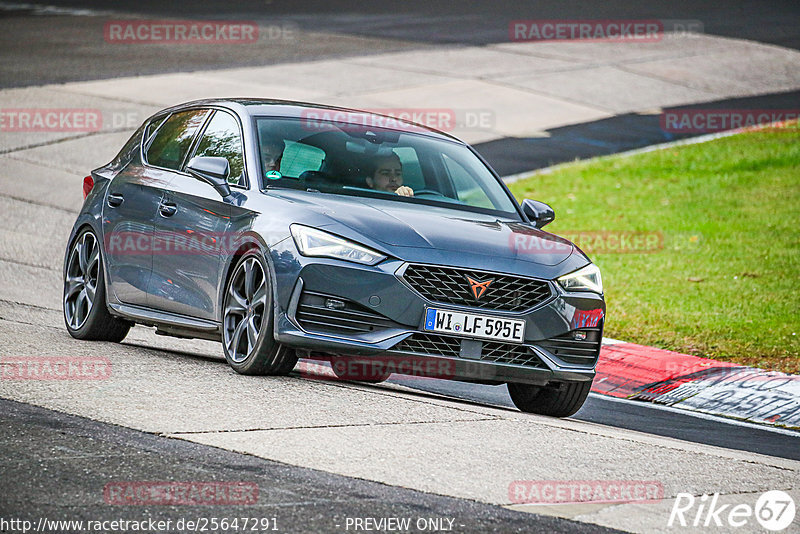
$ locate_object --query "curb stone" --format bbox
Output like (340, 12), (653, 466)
(596, 339), (800, 430)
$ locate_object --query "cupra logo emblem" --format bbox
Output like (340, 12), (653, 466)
(466, 276), (493, 299)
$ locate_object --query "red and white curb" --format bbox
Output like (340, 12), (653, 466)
(595, 338), (800, 430)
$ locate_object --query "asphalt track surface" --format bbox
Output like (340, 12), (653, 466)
(3, 1), (800, 174)
(3, 1), (800, 85)
(389, 376), (800, 461)
(1, 2), (799, 532)
(0, 398), (619, 533)
(2, 0), (799, 87)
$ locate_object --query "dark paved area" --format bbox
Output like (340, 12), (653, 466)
(0, 9), (431, 89)
(476, 89), (800, 175)
(9, 0), (800, 48)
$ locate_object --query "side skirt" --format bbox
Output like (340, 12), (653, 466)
(108, 302), (222, 342)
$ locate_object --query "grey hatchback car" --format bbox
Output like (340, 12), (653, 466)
(63, 98), (605, 417)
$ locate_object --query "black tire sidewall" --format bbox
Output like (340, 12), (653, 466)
(508, 380), (591, 417)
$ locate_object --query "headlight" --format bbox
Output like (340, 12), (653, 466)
(558, 264), (603, 294)
(290, 225), (386, 265)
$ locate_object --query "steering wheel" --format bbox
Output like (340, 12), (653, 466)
(412, 189), (446, 198)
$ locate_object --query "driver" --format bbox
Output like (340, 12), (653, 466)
(365, 153), (414, 197)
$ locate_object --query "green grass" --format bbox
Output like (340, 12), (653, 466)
(507, 127), (800, 373)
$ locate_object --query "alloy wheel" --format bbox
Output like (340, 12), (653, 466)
(224, 256), (268, 363)
(64, 231), (99, 330)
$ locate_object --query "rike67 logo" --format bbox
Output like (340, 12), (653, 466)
(669, 490), (796, 531)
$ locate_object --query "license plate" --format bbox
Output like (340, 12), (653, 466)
(424, 308), (525, 343)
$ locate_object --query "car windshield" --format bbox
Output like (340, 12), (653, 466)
(254, 115), (520, 219)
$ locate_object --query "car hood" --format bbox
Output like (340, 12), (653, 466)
(268, 190), (574, 266)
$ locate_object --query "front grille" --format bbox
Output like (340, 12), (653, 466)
(393, 333), (460, 358)
(481, 340), (545, 368)
(536, 329), (602, 366)
(393, 333), (547, 369)
(296, 291), (396, 335)
(401, 264), (552, 312)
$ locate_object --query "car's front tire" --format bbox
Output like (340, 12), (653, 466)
(507, 380), (592, 417)
(63, 228), (131, 342)
(222, 249), (297, 375)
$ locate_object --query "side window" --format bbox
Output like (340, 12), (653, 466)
(144, 115), (167, 144)
(442, 153), (494, 209)
(145, 109), (209, 171)
(193, 111), (246, 185)
(393, 147), (424, 190)
(279, 141), (325, 178)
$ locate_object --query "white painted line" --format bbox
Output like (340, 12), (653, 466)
(0, 2), (116, 16)
(588, 393), (800, 437)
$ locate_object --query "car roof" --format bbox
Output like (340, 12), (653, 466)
(158, 98), (464, 144)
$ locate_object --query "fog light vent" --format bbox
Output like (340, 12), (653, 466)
(325, 298), (346, 310)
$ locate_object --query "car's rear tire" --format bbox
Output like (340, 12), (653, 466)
(63, 228), (131, 342)
(222, 249), (298, 375)
(507, 380), (592, 417)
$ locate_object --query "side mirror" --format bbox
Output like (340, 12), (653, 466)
(521, 199), (555, 228)
(186, 156), (231, 198)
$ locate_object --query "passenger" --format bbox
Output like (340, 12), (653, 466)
(260, 136), (285, 173)
(365, 153), (414, 197)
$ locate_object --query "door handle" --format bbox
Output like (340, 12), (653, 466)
(107, 192), (124, 207)
(158, 201), (177, 217)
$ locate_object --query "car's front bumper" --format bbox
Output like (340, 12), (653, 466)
(271, 245), (605, 386)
